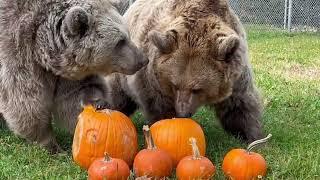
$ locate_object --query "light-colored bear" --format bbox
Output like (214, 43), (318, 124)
(0, 0), (148, 153)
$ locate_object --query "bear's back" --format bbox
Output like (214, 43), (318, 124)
(0, 0), (72, 65)
(124, 0), (246, 55)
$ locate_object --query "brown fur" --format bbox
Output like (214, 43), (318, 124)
(105, 0), (264, 143)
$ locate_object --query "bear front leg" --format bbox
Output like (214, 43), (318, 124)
(80, 89), (111, 110)
(53, 76), (110, 134)
(140, 96), (176, 125)
(104, 74), (139, 116)
(3, 103), (61, 153)
(213, 87), (264, 143)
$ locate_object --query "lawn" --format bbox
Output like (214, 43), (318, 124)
(0, 28), (319, 179)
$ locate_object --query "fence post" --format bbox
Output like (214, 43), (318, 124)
(287, 0), (293, 32)
(284, 0), (288, 29)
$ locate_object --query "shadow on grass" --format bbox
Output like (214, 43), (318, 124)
(0, 114), (74, 154)
(54, 127), (74, 152)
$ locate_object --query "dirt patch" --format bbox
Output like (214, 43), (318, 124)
(282, 64), (320, 81)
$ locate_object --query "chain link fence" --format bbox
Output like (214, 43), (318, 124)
(229, 0), (320, 32)
(127, 0), (320, 32)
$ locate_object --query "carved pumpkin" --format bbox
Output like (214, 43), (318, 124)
(222, 134), (272, 180)
(133, 125), (173, 178)
(150, 118), (206, 166)
(176, 138), (215, 180)
(72, 105), (138, 169)
(88, 153), (130, 180)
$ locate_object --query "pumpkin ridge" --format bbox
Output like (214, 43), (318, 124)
(107, 111), (115, 160)
(118, 113), (128, 161)
(100, 111), (110, 162)
(72, 114), (82, 161)
(178, 120), (184, 163)
(127, 112), (137, 164)
(91, 111), (102, 164)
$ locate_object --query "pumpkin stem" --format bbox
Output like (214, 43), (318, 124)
(100, 109), (112, 115)
(189, 137), (201, 160)
(143, 125), (156, 150)
(104, 152), (112, 162)
(247, 134), (272, 153)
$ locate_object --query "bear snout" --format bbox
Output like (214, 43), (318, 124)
(176, 111), (193, 118)
(175, 100), (194, 118)
(175, 90), (196, 118)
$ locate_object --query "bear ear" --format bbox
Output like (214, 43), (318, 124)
(109, 0), (127, 15)
(148, 30), (178, 54)
(64, 7), (89, 37)
(217, 34), (240, 61)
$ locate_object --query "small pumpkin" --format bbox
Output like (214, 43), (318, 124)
(150, 118), (206, 166)
(133, 125), (173, 178)
(72, 105), (138, 169)
(222, 134), (272, 180)
(176, 137), (215, 180)
(88, 152), (130, 180)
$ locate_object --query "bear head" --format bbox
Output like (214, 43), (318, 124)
(148, 16), (246, 118)
(44, 1), (148, 80)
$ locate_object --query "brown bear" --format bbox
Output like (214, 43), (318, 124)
(0, 0), (148, 153)
(105, 0), (264, 143)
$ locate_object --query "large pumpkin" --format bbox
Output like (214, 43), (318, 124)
(72, 105), (138, 169)
(150, 118), (206, 166)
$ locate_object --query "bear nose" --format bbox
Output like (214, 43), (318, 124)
(176, 111), (193, 118)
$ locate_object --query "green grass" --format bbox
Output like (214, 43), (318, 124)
(1, 28), (320, 179)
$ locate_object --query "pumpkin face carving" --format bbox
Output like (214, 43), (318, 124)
(150, 118), (206, 167)
(72, 105), (138, 169)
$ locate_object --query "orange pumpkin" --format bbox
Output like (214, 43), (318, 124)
(88, 153), (130, 180)
(222, 134), (272, 180)
(150, 118), (206, 166)
(133, 125), (173, 178)
(72, 105), (138, 169)
(176, 138), (215, 180)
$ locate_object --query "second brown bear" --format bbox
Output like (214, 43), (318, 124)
(105, 0), (264, 143)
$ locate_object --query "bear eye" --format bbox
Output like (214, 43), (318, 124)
(192, 88), (202, 94)
(116, 39), (126, 48)
(171, 83), (178, 91)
